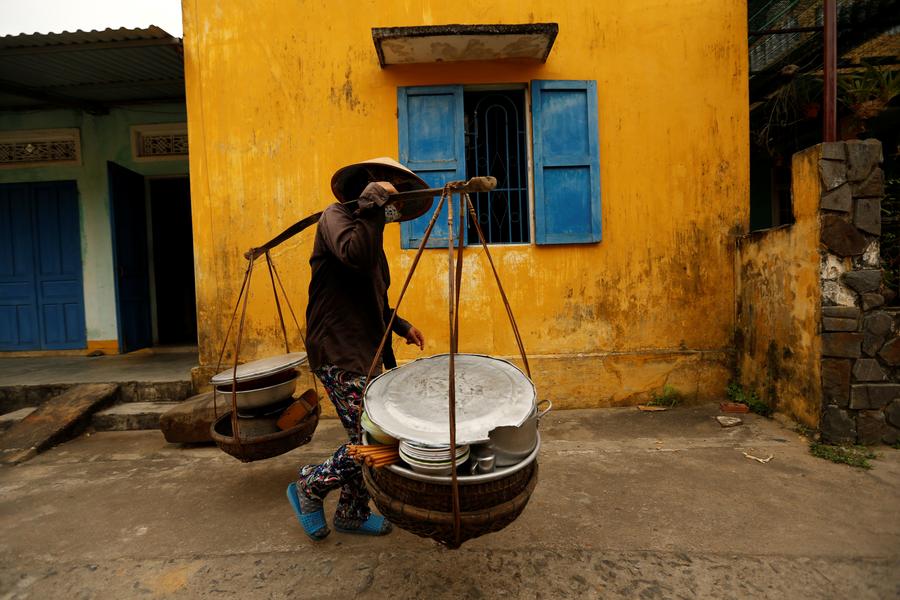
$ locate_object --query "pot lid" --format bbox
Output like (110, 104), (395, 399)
(364, 353), (535, 445)
(210, 352), (308, 385)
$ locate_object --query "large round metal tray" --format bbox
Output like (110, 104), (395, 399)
(367, 432), (540, 485)
(210, 352), (307, 385)
(364, 353), (535, 445)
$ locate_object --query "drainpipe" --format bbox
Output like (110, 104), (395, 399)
(823, 0), (837, 142)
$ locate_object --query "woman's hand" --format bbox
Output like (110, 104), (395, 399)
(404, 326), (425, 350)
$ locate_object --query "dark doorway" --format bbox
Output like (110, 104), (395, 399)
(109, 162), (152, 353)
(148, 177), (196, 345)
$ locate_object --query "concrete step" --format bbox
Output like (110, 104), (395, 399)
(91, 402), (181, 432)
(0, 380), (193, 414)
(0, 407), (38, 433)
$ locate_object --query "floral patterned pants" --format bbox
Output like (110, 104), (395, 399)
(297, 365), (370, 522)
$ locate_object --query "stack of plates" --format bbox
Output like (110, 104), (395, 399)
(399, 441), (470, 476)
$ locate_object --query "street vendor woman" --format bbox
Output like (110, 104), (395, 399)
(287, 158), (428, 540)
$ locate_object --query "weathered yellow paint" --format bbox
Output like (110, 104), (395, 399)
(182, 0), (749, 407)
(87, 340), (119, 355)
(736, 146), (823, 426)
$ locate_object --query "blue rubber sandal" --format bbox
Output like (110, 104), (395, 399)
(334, 513), (393, 536)
(286, 483), (329, 541)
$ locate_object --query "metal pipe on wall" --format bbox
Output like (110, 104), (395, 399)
(823, 0), (837, 142)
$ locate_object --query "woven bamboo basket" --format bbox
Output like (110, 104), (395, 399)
(369, 461), (536, 512)
(210, 404), (320, 463)
(363, 461), (538, 548)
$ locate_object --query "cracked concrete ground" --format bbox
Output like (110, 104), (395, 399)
(1, 405), (898, 599)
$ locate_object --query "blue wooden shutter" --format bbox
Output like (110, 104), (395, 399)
(398, 85), (465, 249)
(531, 80), (602, 244)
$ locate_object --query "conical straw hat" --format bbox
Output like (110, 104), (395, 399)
(330, 157), (433, 222)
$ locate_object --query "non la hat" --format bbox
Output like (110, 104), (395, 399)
(330, 157), (433, 222)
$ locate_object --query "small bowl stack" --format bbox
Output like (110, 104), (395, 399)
(398, 440), (470, 476)
(210, 352), (307, 417)
(361, 412), (397, 445)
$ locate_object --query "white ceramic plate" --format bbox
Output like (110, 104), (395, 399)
(399, 441), (469, 461)
(399, 449), (470, 475)
(364, 354), (535, 445)
(400, 447), (469, 464)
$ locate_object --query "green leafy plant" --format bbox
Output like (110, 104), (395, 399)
(839, 63), (900, 121)
(752, 72), (822, 156)
(809, 442), (877, 469)
(726, 381), (773, 417)
(881, 177), (900, 305)
(794, 423), (815, 438)
(648, 385), (682, 408)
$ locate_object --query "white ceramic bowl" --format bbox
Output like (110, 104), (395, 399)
(214, 376), (298, 410)
(361, 412), (397, 445)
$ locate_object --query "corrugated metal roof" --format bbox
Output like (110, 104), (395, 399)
(747, 0), (900, 100)
(0, 26), (174, 49)
(0, 26), (184, 112)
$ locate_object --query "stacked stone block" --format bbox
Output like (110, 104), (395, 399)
(818, 140), (900, 445)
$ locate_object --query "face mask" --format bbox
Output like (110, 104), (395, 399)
(384, 204), (401, 223)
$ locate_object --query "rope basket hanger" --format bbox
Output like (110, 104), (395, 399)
(210, 249), (320, 462)
(361, 178), (535, 549)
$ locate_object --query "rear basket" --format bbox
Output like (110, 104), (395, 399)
(210, 404), (319, 462)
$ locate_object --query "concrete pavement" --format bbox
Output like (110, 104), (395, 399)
(1, 405), (898, 599)
(0, 350), (197, 387)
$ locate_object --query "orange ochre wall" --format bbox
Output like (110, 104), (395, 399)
(736, 147), (824, 427)
(182, 0), (750, 408)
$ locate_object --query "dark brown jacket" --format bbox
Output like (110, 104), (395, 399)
(305, 202), (411, 375)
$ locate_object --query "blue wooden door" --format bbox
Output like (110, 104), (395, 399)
(0, 184), (40, 350)
(0, 181), (86, 350)
(109, 162), (152, 353)
(398, 85), (466, 249)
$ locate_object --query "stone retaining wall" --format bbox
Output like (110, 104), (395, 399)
(816, 140), (900, 445)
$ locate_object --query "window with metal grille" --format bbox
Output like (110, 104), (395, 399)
(464, 89), (529, 244)
(0, 129), (81, 168)
(131, 123), (188, 161)
(398, 80), (601, 247)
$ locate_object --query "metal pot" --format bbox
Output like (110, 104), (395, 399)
(487, 399), (551, 466)
(214, 375), (298, 410)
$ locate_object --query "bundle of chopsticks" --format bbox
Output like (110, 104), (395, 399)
(347, 444), (399, 468)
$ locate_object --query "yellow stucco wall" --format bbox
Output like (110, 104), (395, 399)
(736, 146), (823, 426)
(182, 0), (749, 408)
